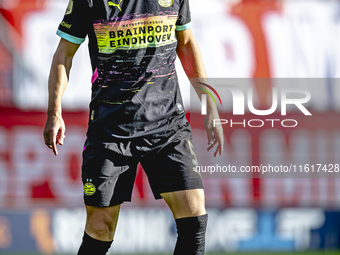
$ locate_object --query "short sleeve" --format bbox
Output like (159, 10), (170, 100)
(56, 0), (91, 44)
(176, 0), (192, 31)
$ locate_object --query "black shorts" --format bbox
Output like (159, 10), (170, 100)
(81, 123), (203, 207)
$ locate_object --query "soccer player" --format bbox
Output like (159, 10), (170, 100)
(43, 0), (223, 254)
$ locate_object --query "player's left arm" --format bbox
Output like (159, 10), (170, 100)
(176, 28), (224, 157)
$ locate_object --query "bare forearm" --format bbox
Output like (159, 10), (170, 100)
(47, 53), (72, 117)
(44, 39), (79, 155)
(177, 29), (224, 156)
(47, 39), (79, 117)
(47, 58), (70, 116)
(176, 33), (215, 110)
(177, 37), (206, 79)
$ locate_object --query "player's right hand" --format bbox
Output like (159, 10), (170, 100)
(43, 115), (65, 156)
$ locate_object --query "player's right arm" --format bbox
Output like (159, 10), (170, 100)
(43, 38), (80, 156)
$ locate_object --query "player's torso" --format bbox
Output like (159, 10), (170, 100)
(88, 0), (180, 100)
(85, 0), (186, 137)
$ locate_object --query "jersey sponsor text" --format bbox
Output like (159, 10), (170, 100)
(94, 15), (177, 54)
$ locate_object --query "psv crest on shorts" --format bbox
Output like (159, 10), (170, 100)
(158, 0), (174, 8)
(84, 182), (96, 196)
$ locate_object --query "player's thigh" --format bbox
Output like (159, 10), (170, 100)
(141, 127), (203, 199)
(161, 189), (206, 219)
(85, 204), (120, 240)
(82, 139), (139, 207)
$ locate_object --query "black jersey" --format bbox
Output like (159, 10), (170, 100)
(57, 0), (191, 139)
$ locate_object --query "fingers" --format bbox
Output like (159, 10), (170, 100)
(44, 128), (65, 156)
(206, 128), (214, 146)
(43, 115), (66, 156)
(214, 142), (223, 157)
(44, 133), (53, 149)
(207, 138), (218, 151)
(57, 128), (65, 145)
(207, 138), (222, 157)
(50, 130), (58, 156)
(207, 128), (224, 157)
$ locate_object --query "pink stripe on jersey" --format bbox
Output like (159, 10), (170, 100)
(91, 68), (99, 84)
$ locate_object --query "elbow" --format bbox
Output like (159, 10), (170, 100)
(52, 49), (73, 70)
(52, 39), (78, 67)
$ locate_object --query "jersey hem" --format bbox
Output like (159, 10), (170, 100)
(176, 22), (192, 31)
(56, 29), (85, 45)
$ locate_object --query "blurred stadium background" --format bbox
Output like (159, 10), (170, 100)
(1, 0), (340, 254)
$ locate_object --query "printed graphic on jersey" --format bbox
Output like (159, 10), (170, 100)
(94, 14), (177, 54)
(158, 0), (174, 8)
(65, 0), (73, 15)
(108, 0), (123, 11)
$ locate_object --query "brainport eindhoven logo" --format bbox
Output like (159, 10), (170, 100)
(196, 82), (312, 128)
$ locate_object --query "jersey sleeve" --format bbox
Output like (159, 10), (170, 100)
(56, 0), (91, 44)
(176, 0), (192, 31)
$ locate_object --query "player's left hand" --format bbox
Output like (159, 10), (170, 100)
(204, 112), (224, 157)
